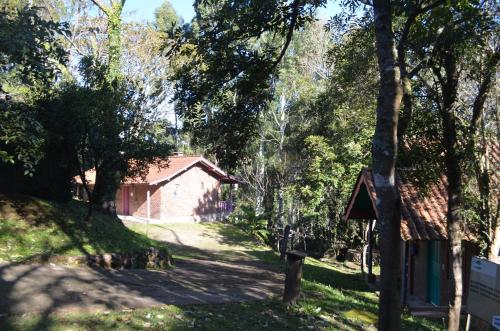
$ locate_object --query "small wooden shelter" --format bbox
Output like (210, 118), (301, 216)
(343, 168), (478, 307)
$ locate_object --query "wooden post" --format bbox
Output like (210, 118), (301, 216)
(368, 219), (373, 280)
(361, 220), (368, 274)
(402, 240), (409, 304)
(283, 250), (306, 305)
(465, 314), (470, 331)
(280, 225), (291, 261)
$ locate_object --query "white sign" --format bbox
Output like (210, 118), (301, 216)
(472, 257), (498, 278)
(492, 316), (500, 330)
(468, 257), (500, 329)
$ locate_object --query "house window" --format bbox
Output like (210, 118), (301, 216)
(174, 183), (179, 197)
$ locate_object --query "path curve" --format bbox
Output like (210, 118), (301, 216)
(0, 258), (283, 316)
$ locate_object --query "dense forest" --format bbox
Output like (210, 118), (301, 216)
(0, 0), (498, 330)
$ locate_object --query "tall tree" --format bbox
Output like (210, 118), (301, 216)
(404, 3), (498, 327)
(398, 2), (498, 330)
(76, 56), (172, 218)
(90, 0), (124, 80)
(169, 0), (324, 169)
(155, 0), (182, 32)
(467, 50), (499, 262)
(85, 0), (134, 214)
(370, 0), (403, 328)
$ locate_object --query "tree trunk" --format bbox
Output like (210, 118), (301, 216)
(107, 2), (123, 81)
(92, 166), (121, 217)
(444, 145), (463, 331)
(264, 180), (275, 215)
(372, 1), (404, 330)
(478, 111), (496, 262)
(469, 51), (500, 261)
(397, 55), (413, 143)
(90, 0), (124, 219)
(75, 156), (93, 221)
(264, 183), (278, 249)
(277, 184), (284, 227)
(437, 52), (462, 331)
(478, 127), (499, 262)
(490, 224), (500, 262)
(255, 131), (265, 214)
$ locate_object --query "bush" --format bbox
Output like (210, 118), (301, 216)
(226, 200), (270, 244)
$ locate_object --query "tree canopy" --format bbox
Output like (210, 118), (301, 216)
(0, 1), (498, 330)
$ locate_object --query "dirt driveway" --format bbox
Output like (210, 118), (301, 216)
(0, 223), (283, 317)
(124, 221), (273, 262)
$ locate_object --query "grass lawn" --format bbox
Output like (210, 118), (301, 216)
(0, 194), (167, 262)
(3, 221), (443, 330)
(3, 258), (442, 330)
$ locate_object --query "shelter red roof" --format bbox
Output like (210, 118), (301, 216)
(75, 155), (239, 186)
(344, 168), (474, 241)
(344, 139), (498, 241)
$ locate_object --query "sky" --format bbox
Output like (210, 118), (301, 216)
(124, 0), (340, 23)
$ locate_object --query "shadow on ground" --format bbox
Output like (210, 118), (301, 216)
(0, 257), (283, 330)
(1, 211), (438, 330)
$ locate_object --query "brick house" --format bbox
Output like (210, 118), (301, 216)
(343, 168), (479, 308)
(76, 155), (239, 223)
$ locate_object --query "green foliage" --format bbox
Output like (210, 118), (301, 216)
(0, 101), (45, 175)
(230, 19), (377, 256)
(154, 0), (182, 32)
(71, 57), (173, 207)
(298, 136), (344, 215)
(169, 0), (325, 169)
(0, 4), (68, 87)
(226, 199), (270, 244)
(106, 1), (124, 81)
(0, 4), (68, 171)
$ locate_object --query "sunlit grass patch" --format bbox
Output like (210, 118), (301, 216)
(343, 309), (378, 325)
(0, 194), (168, 262)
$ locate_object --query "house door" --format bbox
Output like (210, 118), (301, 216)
(122, 187), (130, 215)
(427, 240), (440, 305)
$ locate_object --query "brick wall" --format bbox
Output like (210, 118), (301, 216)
(160, 165), (221, 221)
(114, 165), (223, 222)
(116, 184), (161, 219)
(116, 187), (124, 214)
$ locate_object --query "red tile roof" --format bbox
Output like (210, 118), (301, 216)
(75, 155), (238, 186)
(344, 168), (474, 241)
(344, 139), (499, 241)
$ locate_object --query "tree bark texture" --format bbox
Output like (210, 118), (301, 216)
(372, 0), (404, 330)
(277, 185), (285, 227)
(477, 110), (499, 263)
(437, 52), (462, 331)
(92, 165), (121, 217)
(90, 0), (125, 219)
(469, 51), (500, 261)
(255, 133), (265, 214)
